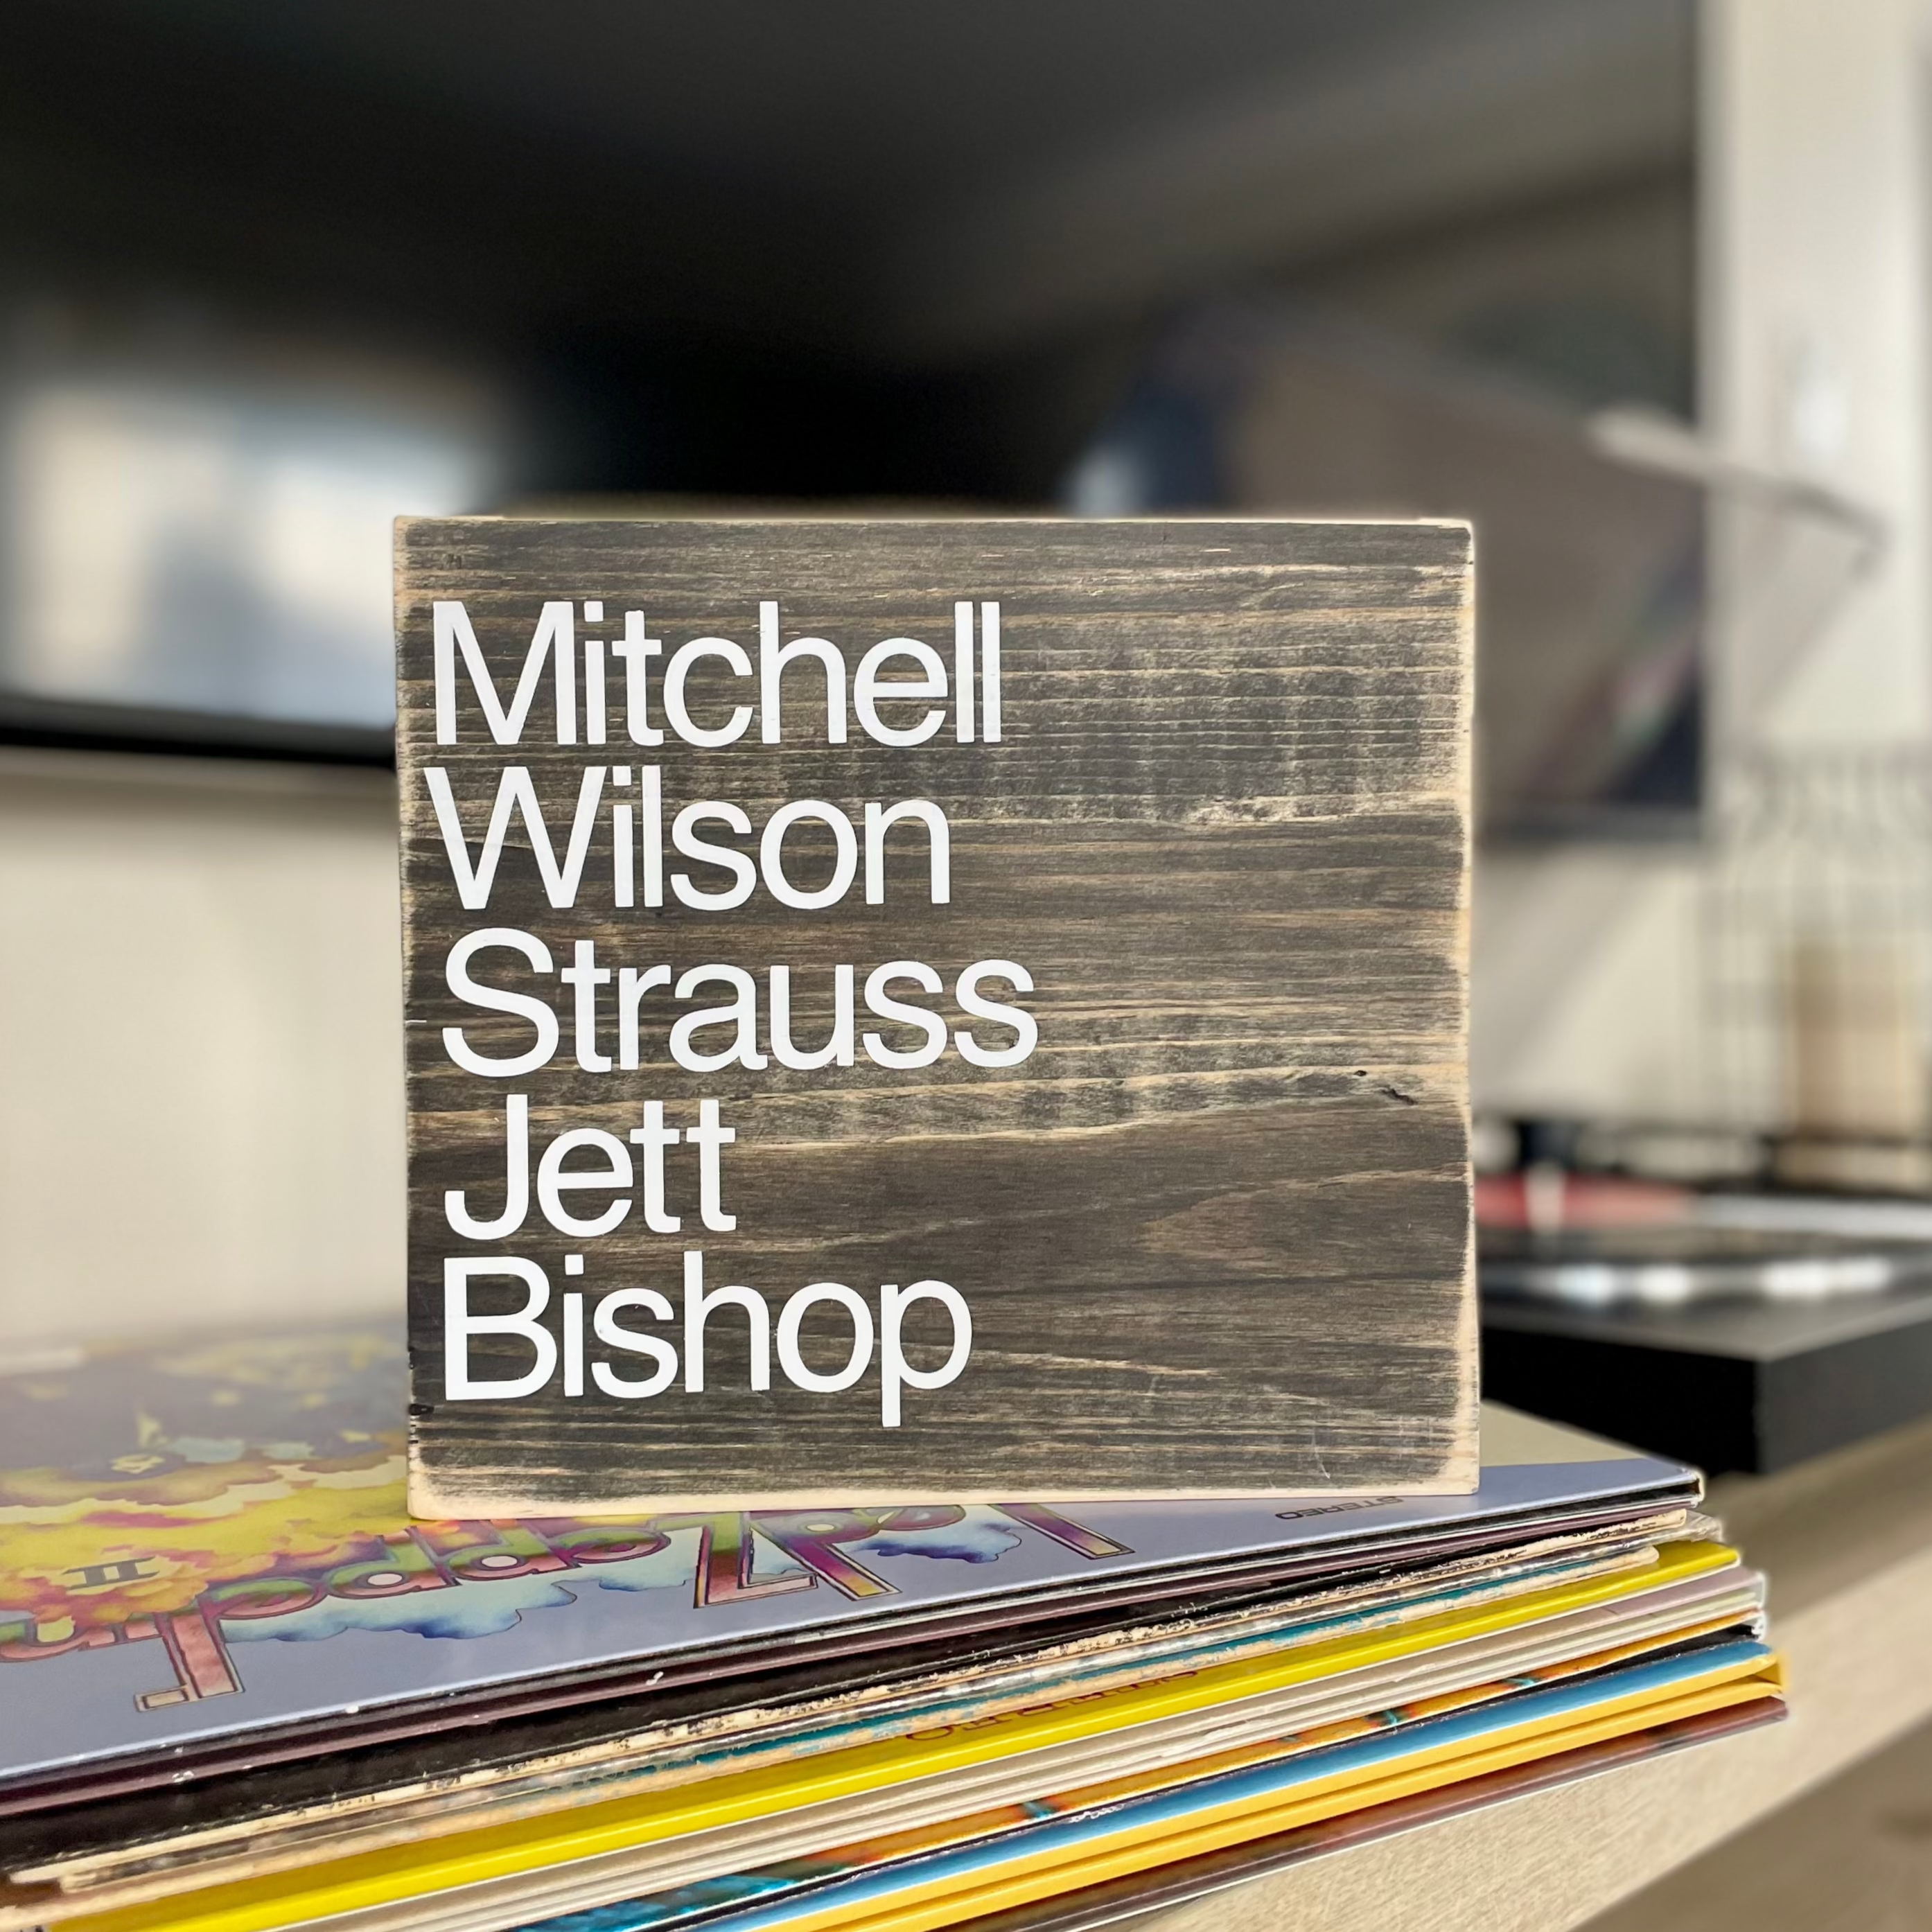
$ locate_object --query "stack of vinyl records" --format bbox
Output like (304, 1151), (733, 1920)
(0, 1326), (1783, 1932)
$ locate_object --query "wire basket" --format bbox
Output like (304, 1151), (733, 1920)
(1705, 745), (1932, 1177)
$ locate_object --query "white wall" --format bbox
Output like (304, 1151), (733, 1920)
(1472, 0), (1932, 1127)
(0, 750), (404, 1343)
(1703, 0), (1932, 746)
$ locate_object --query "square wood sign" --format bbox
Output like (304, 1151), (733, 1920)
(396, 518), (1475, 1515)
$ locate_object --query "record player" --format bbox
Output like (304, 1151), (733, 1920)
(1480, 1176), (1932, 1473)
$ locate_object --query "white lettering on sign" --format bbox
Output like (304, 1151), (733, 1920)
(432, 597), (1001, 750)
(442, 1250), (972, 1428)
(428, 594), (1022, 1430)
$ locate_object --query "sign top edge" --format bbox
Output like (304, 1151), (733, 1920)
(395, 513), (1474, 535)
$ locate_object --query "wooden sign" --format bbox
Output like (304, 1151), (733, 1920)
(395, 518), (1475, 1515)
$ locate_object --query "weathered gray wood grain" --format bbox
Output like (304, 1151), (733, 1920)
(396, 518), (1475, 1513)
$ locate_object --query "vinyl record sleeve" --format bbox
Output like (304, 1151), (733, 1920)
(904, 1699), (1786, 1932)
(0, 1325), (1692, 1793)
(84, 1619), (1766, 1932)
(21, 1644), (1781, 1932)
(0, 1504), (1689, 1820)
(384, 1628), (1771, 1932)
(7, 1548), (1751, 1919)
(7, 1534), (1741, 1890)
(570, 1647), (1784, 1932)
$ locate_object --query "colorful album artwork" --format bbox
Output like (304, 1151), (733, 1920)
(0, 1325), (1689, 1785)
